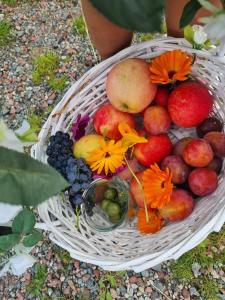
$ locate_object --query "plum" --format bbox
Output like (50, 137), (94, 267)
(161, 155), (190, 184)
(188, 168), (218, 196)
(196, 117), (223, 138)
(204, 131), (225, 157)
(159, 189), (194, 221)
(183, 139), (214, 167)
(173, 137), (193, 157)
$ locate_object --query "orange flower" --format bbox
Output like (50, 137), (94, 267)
(142, 164), (173, 209)
(149, 49), (193, 84)
(137, 208), (163, 234)
(118, 123), (147, 149)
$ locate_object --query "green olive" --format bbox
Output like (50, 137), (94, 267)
(109, 215), (121, 224)
(106, 202), (121, 217)
(100, 199), (111, 211)
(104, 188), (117, 200)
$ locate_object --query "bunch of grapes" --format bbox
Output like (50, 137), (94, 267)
(46, 131), (73, 178)
(66, 157), (93, 208)
(46, 131), (93, 210)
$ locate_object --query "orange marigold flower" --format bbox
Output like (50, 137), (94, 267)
(149, 49), (193, 84)
(142, 164), (173, 209)
(137, 208), (163, 234)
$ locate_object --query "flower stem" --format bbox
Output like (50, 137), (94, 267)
(123, 155), (149, 223)
(75, 206), (81, 230)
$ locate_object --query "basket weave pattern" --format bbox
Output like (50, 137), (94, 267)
(33, 38), (225, 272)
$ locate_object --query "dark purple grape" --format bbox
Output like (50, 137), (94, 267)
(196, 117), (223, 138)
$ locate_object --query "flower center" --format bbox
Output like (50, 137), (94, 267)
(168, 70), (176, 78)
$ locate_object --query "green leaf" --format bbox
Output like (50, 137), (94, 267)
(180, 0), (202, 28)
(0, 233), (20, 251)
(0, 146), (69, 206)
(99, 278), (106, 289)
(106, 275), (116, 288)
(12, 209), (36, 234)
(23, 230), (43, 247)
(90, 0), (164, 33)
(117, 270), (126, 277)
(17, 129), (38, 142)
(100, 291), (106, 300)
(106, 291), (113, 300)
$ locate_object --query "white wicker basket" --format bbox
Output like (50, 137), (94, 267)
(32, 37), (225, 272)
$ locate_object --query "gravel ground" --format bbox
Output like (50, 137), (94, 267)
(0, 1), (224, 300)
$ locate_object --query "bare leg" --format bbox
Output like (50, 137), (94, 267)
(81, 0), (133, 59)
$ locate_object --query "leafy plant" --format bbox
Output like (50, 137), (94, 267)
(0, 209), (43, 252)
(171, 226), (225, 299)
(32, 51), (67, 92)
(0, 146), (69, 206)
(73, 15), (87, 36)
(99, 271), (126, 300)
(47, 76), (67, 92)
(27, 263), (48, 298)
(0, 20), (13, 47)
(90, 0), (164, 33)
(1, 0), (17, 6)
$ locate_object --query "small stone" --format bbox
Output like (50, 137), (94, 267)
(83, 274), (90, 282)
(129, 276), (138, 284)
(110, 288), (118, 299)
(192, 262), (201, 277)
(131, 284), (138, 290)
(94, 269), (100, 279)
(68, 280), (76, 291)
(48, 93), (56, 101)
(145, 286), (153, 294)
(63, 287), (70, 295)
(190, 287), (200, 296)
(74, 261), (80, 269)
(182, 287), (190, 299)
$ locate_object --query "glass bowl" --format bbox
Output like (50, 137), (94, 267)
(82, 178), (129, 232)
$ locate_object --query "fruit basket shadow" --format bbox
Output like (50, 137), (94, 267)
(32, 37), (225, 272)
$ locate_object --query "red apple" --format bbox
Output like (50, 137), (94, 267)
(93, 103), (135, 140)
(155, 86), (170, 107)
(134, 134), (173, 166)
(106, 58), (157, 113)
(168, 81), (213, 127)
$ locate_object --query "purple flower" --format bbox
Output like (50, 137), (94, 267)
(71, 114), (90, 141)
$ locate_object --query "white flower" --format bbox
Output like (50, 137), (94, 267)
(192, 25), (208, 44)
(0, 203), (22, 224)
(0, 119), (23, 152)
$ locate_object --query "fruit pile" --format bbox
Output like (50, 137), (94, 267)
(46, 49), (224, 234)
